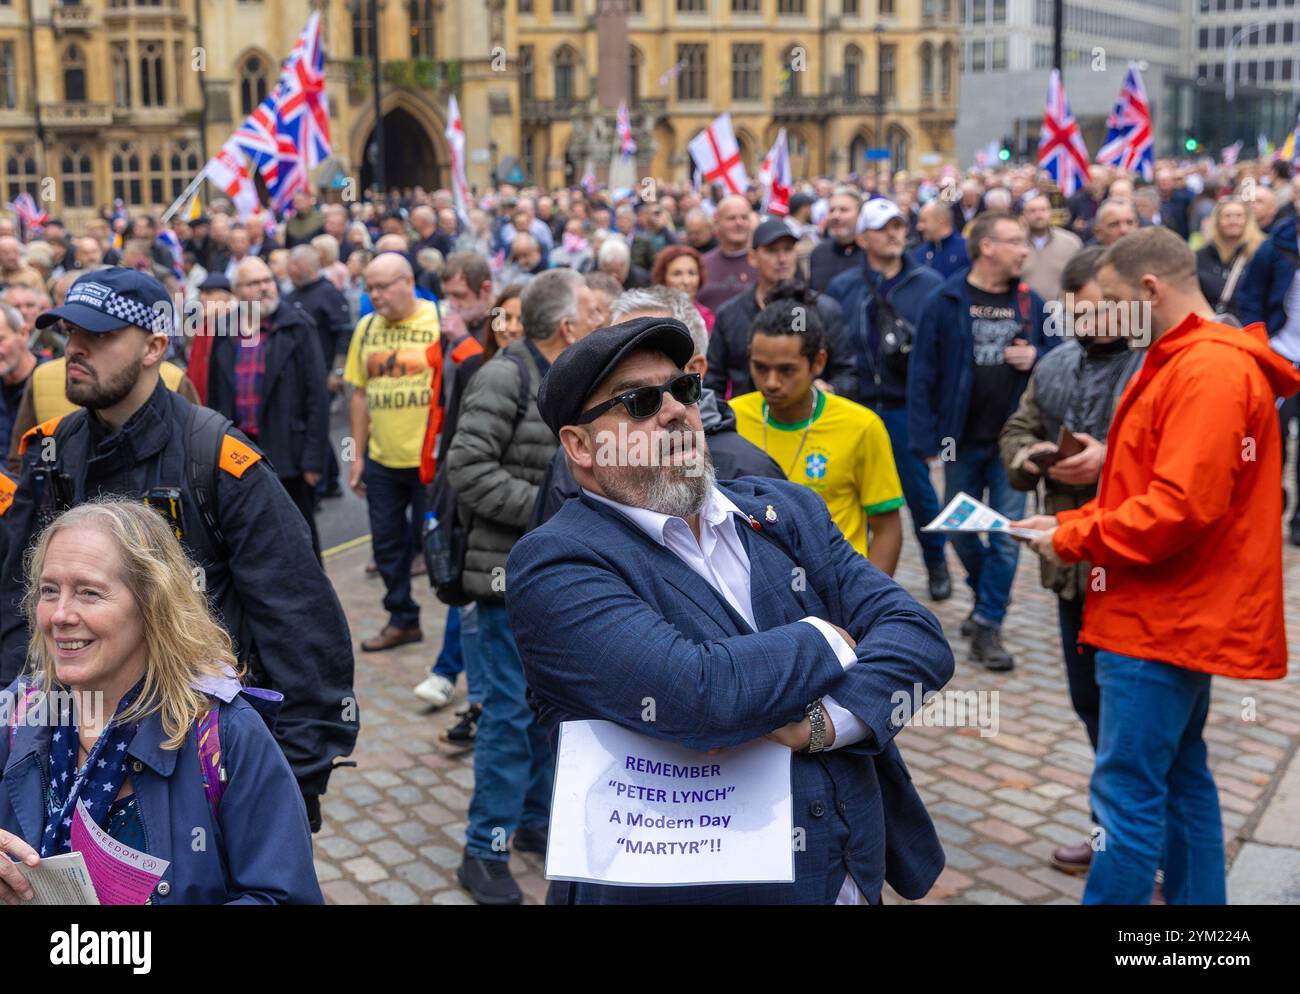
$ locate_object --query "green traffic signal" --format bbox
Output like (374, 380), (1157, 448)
(1184, 137), (1198, 152)
(998, 148), (1011, 162)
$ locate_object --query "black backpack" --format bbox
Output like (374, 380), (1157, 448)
(424, 352), (531, 606)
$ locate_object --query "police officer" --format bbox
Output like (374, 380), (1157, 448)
(0, 268), (357, 831)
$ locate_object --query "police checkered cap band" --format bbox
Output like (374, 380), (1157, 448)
(63, 281), (171, 334)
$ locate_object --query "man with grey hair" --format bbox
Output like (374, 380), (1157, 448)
(0, 300), (39, 452)
(809, 185), (865, 291)
(598, 236), (649, 290)
(530, 287), (783, 527)
(285, 245), (353, 498)
(1091, 197), (1140, 247)
(207, 255), (329, 558)
(445, 265), (600, 904)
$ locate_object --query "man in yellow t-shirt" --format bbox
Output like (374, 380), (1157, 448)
(731, 289), (904, 574)
(344, 252), (440, 651)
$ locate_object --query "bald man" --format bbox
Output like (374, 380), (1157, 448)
(206, 255), (329, 558)
(345, 251), (444, 652)
(697, 194), (759, 311)
(910, 201), (969, 279)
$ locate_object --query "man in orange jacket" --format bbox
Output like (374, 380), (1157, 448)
(1016, 226), (1300, 905)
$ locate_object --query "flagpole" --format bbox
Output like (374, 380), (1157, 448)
(161, 164), (209, 224)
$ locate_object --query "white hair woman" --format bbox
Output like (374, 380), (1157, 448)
(0, 499), (321, 904)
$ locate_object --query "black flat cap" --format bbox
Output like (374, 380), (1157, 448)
(537, 317), (696, 436)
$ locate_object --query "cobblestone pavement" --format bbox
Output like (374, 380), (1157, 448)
(314, 503), (1300, 905)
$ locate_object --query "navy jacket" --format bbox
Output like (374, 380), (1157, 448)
(207, 302), (330, 481)
(0, 383), (357, 796)
(285, 276), (354, 362)
(704, 288), (858, 401)
(909, 231), (968, 280)
(825, 255), (944, 408)
(907, 269), (1055, 458)
(508, 477), (953, 904)
(1237, 215), (1297, 336)
(0, 681), (322, 904)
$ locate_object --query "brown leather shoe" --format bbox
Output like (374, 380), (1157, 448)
(361, 626), (423, 652)
(1050, 840), (1094, 875)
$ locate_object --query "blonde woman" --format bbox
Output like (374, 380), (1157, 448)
(1195, 197), (1264, 319)
(0, 499), (321, 905)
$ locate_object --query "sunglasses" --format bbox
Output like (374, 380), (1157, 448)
(576, 372), (702, 424)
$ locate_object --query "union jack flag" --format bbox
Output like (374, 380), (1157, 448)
(234, 94), (281, 191)
(269, 11), (330, 212)
(6, 192), (47, 236)
(1095, 62), (1153, 182)
(1038, 69), (1091, 198)
(616, 101), (637, 158)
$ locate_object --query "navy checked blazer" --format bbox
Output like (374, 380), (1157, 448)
(506, 476), (954, 905)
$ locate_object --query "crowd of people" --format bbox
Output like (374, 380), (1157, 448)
(0, 148), (1295, 905)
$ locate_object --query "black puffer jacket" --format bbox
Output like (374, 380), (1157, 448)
(445, 339), (558, 601)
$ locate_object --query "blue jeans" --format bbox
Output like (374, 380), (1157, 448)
(434, 607), (463, 681)
(1084, 651), (1225, 905)
(362, 458), (423, 630)
(464, 602), (554, 860)
(455, 603), (485, 707)
(943, 441), (1025, 627)
(876, 404), (945, 568)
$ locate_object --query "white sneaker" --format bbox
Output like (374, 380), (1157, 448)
(413, 674), (455, 708)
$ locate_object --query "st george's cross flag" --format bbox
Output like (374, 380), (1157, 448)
(689, 113), (750, 196)
(1038, 69), (1091, 198)
(758, 129), (792, 216)
(445, 95), (472, 226)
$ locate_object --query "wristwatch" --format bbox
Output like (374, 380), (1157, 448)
(805, 700), (827, 753)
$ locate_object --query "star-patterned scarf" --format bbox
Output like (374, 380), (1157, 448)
(40, 681), (144, 858)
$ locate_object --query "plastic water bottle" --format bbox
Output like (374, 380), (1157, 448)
(422, 511), (452, 587)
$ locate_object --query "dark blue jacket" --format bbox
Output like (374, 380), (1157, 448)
(909, 231), (968, 280)
(825, 255), (944, 408)
(704, 287), (858, 401)
(0, 382), (358, 796)
(907, 269), (1056, 458)
(508, 478), (953, 905)
(1237, 214), (1297, 336)
(0, 681), (322, 904)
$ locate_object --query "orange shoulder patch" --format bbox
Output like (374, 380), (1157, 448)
(218, 435), (263, 479)
(0, 473), (15, 517)
(18, 415), (65, 456)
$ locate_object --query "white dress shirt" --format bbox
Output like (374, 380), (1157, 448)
(583, 485), (870, 904)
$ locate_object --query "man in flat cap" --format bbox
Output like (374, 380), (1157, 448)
(507, 316), (954, 905)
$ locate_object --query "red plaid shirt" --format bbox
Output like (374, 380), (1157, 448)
(233, 327), (268, 438)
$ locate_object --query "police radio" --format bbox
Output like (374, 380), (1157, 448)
(31, 465), (74, 533)
(142, 487), (185, 542)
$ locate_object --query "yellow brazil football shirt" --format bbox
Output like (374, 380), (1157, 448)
(344, 300), (441, 469)
(731, 389), (903, 557)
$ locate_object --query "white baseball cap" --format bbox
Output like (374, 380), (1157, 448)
(856, 198), (905, 234)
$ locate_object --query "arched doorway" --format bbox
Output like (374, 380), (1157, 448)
(361, 107), (439, 194)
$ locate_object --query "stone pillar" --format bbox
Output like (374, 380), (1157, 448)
(595, 0), (628, 111)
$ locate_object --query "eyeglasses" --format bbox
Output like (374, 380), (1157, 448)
(576, 372), (702, 424)
(366, 275), (407, 294)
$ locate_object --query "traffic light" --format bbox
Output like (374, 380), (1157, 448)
(999, 135), (1013, 162)
(998, 147), (1012, 162)
(1183, 132), (1199, 153)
